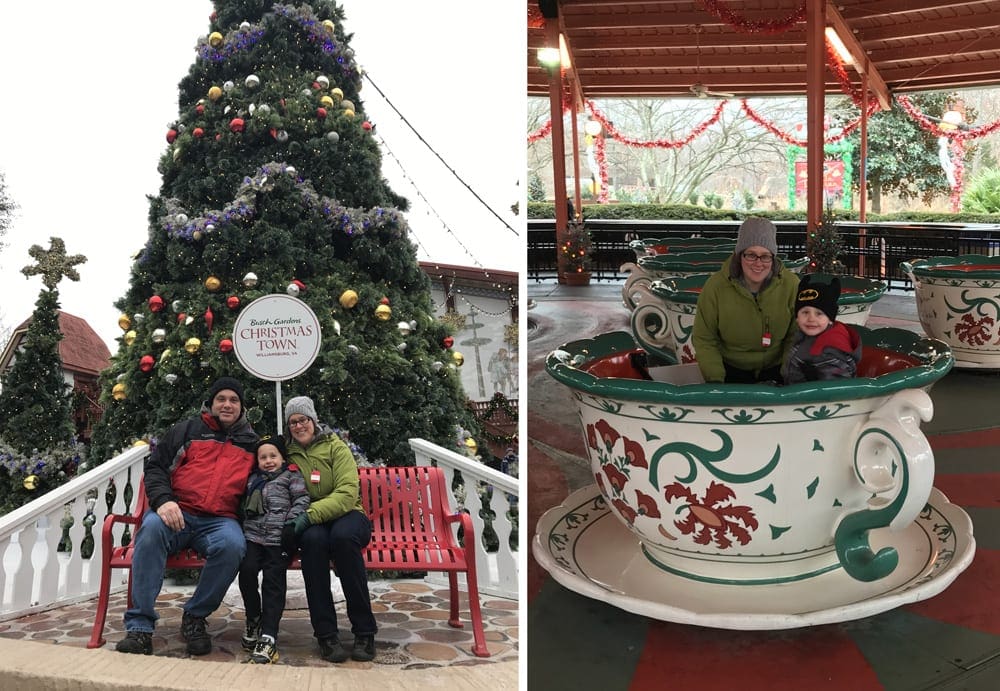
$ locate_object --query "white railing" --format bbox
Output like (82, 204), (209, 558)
(0, 445), (147, 620)
(409, 439), (519, 600)
(0, 438), (519, 621)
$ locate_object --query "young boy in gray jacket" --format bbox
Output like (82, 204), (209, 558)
(238, 434), (310, 664)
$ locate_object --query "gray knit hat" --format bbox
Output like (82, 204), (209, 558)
(284, 396), (318, 425)
(734, 217), (778, 257)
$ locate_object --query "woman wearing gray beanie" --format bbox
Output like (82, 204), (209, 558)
(691, 217), (800, 383)
(281, 395), (378, 663)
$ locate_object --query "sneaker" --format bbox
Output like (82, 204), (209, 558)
(115, 630), (153, 655)
(318, 635), (349, 663)
(249, 634), (279, 664)
(180, 612), (212, 656)
(351, 634), (376, 662)
(241, 616), (260, 651)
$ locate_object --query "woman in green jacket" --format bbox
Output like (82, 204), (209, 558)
(692, 217), (800, 383)
(282, 395), (377, 664)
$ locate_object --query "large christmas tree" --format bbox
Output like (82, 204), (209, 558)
(90, 1), (476, 466)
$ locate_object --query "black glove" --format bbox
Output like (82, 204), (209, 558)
(280, 523), (297, 556)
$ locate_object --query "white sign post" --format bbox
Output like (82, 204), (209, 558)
(232, 294), (322, 434)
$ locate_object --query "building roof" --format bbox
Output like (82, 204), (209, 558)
(0, 311), (111, 378)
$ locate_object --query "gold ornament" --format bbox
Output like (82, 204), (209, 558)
(204, 275), (222, 291)
(452, 351), (465, 367)
(339, 289), (358, 308)
(208, 85), (223, 101)
(184, 337), (202, 354)
(132, 439), (149, 447)
(112, 382), (127, 401)
(343, 108), (355, 119)
(124, 330), (137, 346)
(320, 95), (334, 108)
(23, 475), (39, 491)
(208, 31), (224, 47)
(374, 304), (391, 321)
(330, 87), (344, 102)
(465, 438), (478, 454)
(160, 349), (172, 361)
(322, 19), (335, 33)
(118, 314), (132, 331)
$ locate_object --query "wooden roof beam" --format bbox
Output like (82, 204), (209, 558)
(827, 3), (892, 110)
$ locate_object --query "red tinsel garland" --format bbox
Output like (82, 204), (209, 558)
(586, 99), (725, 148)
(896, 95), (1000, 142)
(825, 41), (881, 113)
(594, 133), (609, 203)
(527, 118), (554, 144)
(950, 138), (966, 212)
(698, 0), (806, 34)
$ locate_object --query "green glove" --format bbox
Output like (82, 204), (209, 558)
(291, 511), (312, 536)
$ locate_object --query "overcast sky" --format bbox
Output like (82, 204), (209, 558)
(0, 2), (524, 349)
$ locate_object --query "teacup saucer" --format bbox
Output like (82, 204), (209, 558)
(533, 484), (975, 630)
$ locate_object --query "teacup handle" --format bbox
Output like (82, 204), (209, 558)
(620, 263), (653, 310)
(834, 388), (935, 582)
(630, 283), (675, 362)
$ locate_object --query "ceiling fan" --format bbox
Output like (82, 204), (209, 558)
(688, 26), (736, 99)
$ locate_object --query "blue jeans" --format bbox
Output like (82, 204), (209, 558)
(299, 510), (377, 638)
(123, 510), (246, 632)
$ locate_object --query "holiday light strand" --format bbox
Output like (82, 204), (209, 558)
(697, 0), (806, 34)
(586, 100), (725, 148)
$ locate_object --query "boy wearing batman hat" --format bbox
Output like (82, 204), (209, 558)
(238, 435), (310, 664)
(782, 275), (862, 384)
(116, 376), (258, 657)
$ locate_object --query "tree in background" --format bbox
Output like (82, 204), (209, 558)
(0, 170), (14, 252)
(89, 1), (477, 466)
(0, 238), (86, 511)
(838, 93), (976, 213)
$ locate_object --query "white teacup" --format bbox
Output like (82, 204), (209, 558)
(546, 328), (953, 584)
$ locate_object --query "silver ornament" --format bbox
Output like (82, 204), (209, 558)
(239, 21), (251, 30)
(257, 104), (271, 115)
(326, 131), (340, 143)
(432, 361), (443, 371)
(245, 74), (260, 89)
(333, 320), (341, 336)
(316, 75), (330, 89)
(165, 373), (178, 384)
(205, 223), (215, 233)
(223, 80), (235, 92)
(133, 313), (144, 323)
(286, 282), (300, 296)
(396, 343), (407, 353)
(176, 213), (188, 224)
(285, 166), (296, 176)
(276, 130), (289, 143)
(152, 328), (166, 343)
(172, 300), (183, 312)
(347, 344), (360, 354)
(243, 272), (258, 287)
(397, 321), (411, 335)
(409, 320), (418, 331)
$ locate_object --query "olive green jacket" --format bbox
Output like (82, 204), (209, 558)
(692, 257), (800, 382)
(285, 424), (364, 524)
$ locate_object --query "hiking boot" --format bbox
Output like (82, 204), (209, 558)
(180, 612), (211, 656)
(318, 635), (349, 663)
(241, 616), (260, 651)
(351, 634), (376, 662)
(249, 634), (279, 664)
(115, 630), (153, 655)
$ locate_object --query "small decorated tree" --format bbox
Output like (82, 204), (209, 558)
(559, 221), (593, 276)
(808, 205), (845, 274)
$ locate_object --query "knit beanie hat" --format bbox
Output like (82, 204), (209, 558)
(284, 395), (319, 425)
(795, 274), (841, 322)
(206, 376), (244, 407)
(254, 434), (287, 460)
(734, 217), (778, 257)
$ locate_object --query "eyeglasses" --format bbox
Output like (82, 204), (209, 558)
(287, 417), (311, 428)
(742, 252), (774, 265)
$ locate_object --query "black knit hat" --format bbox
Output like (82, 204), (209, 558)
(254, 434), (287, 459)
(795, 274), (841, 322)
(206, 376), (245, 407)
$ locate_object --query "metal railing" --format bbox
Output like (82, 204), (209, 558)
(0, 439), (519, 620)
(528, 219), (1000, 287)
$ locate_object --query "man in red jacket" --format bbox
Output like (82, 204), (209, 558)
(115, 377), (258, 656)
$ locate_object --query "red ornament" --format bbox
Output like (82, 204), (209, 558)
(380, 296), (390, 305)
(148, 295), (165, 312)
(177, 312), (187, 324)
(291, 279), (306, 292)
(317, 107), (328, 119)
(230, 118), (245, 133)
(226, 295), (240, 309)
(216, 133), (222, 141)
(166, 129), (177, 143)
(443, 336), (454, 349)
(139, 355), (155, 373)
(219, 338), (234, 353)
(362, 121), (373, 131)
(270, 127), (278, 139)
(204, 306), (214, 334)
(196, 104), (205, 115)
(193, 127), (205, 139)
(312, 81), (322, 90)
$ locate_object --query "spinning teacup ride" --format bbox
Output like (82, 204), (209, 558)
(621, 250), (809, 311)
(628, 235), (736, 261)
(535, 327), (974, 629)
(902, 254), (1000, 369)
(631, 273), (888, 364)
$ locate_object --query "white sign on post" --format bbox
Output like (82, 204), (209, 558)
(232, 294), (322, 432)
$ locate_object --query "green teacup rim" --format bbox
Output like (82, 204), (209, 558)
(649, 272), (888, 306)
(901, 254), (1000, 278)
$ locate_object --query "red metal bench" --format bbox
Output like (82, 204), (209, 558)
(87, 465), (489, 657)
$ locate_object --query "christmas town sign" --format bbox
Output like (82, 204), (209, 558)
(232, 293), (321, 381)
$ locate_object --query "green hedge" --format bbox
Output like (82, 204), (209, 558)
(528, 201), (1000, 224)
